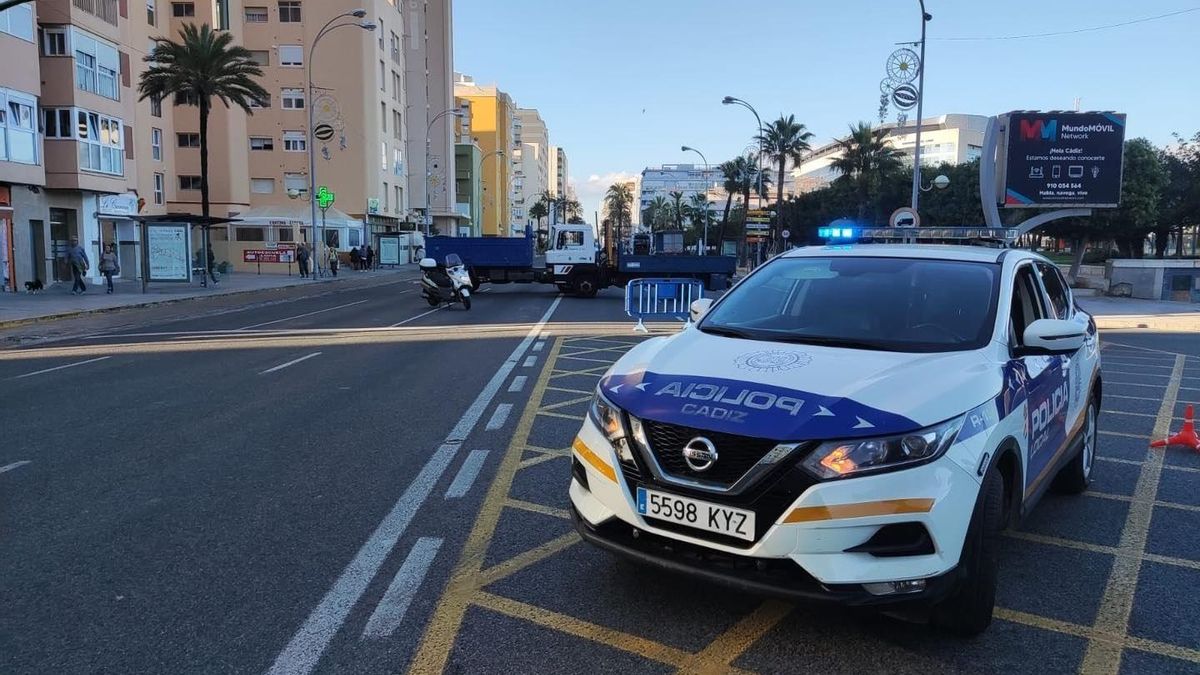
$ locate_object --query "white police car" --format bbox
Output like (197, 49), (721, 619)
(569, 244), (1100, 635)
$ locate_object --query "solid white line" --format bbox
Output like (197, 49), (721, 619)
(444, 449), (490, 499)
(523, 356), (536, 367)
(508, 375), (527, 393)
(268, 294), (562, 675)
(532, 341), (545, 352)
(13, 356), (111, 379)
(0, 460), (31, 474)
(259, 352), (322, 374)
(360, 537), (444, 639)
(238, 299), (370, 330)
(485, 404), (513, 431)
(388, 305), (445, 327)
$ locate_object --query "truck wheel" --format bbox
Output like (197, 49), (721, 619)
(573, 274), (599, 298)
(931, 466), (1003, 636)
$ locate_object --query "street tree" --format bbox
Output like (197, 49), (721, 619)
(604, 182), (633, 241)
(756, 114), (814, 219)
(529, 200), (548, 250)
(830, 121), (905, 221)
(669, 190), (685, 231)
(139, 24), (268, 224)
(644, 196), (671, 231)
(688, 192), (711, 249)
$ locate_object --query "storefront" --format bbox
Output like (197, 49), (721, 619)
(96, 192), (142, 282)
(0, 186), (13, 291)
(223, 204), (366, 274)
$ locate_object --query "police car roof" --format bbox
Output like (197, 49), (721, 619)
(783, 244), (1016, 264)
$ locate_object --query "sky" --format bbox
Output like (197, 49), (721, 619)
(453, 0), (1200, 220)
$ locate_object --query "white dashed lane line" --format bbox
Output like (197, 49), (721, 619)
(360, 537), (444, 639)
(12, 356), (111, 380)
(444, 449), (491, 500)
(523, 356), (537, 367)
(0, 460), (32, 475)
(485, 404), (513, 431)
(508, 375), (527, 393)
(259, 352), (322, 375)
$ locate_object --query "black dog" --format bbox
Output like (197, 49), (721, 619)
(24, 279), (44, 293)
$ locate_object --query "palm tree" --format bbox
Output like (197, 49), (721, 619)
(528, 200), (548, 250)
(139, 24), (267, 281)
(688, 192), (711, 251)
(668, 190), (685, 231)
(717, 156), (758, 244)
(604, 183), (633, 241)
(756, 114), (814, 234)
(830, 121), (905, 220)
(644, 196), (670, 231)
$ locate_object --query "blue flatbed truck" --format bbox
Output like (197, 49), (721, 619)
(425, 223), (734, 297)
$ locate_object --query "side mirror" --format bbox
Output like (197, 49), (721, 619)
(1020, 319), (1085, 355)
(690, 298), (714, 323)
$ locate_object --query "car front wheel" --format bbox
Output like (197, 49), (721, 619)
(931, 465), (1004, 636)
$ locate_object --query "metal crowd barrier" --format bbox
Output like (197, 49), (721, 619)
(624, 278), (705, 333)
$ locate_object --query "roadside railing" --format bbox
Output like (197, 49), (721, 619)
(624, 278), (705, 333)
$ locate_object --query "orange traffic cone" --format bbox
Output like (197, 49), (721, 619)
(1150, 404), (1200, 452)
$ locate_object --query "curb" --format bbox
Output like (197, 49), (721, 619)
(1095, 316), (1200, 331)
(0, 274), (413, 330)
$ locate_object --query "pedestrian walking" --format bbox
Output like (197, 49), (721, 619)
(205, 244), (219, 285)
(99, 244), (119, 294)
(296, 243), (310, 278)
(349, 246), (361, 271)
(365, 244), (374, 270)
(328, 246), (339, 277)
(65, 236), (89, 295)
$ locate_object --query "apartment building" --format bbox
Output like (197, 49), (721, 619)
(793, 113), (987, 193)
(0, 0), (457, 290)
(547, 144), (566, 199)
(638, 163), (721, 223)
(514, 107), (548, 229)
(454, 73), (514, 236)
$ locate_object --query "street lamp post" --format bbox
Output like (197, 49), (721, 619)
(307, 10), (375, 278)
(681, 145), (709, 256)
(425, 108), (465, 238)
(910, 1), (931, 213)
(722, 96), (765, 263)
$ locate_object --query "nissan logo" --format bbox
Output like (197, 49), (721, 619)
(682, 437), (718, 472)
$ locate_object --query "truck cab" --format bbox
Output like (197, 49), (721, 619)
(546, 224), (602, 296)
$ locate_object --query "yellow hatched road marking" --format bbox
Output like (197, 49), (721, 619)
(1100, 430), (1148, 439)
(557, 354), (625, 365)
(539, 410), (586, 422)
(1080, 353), (1187, 674)
(539, 395), (593, 412)
(546, 385), (594, 396)
(1097, 456), (1144, 467)
(995, 608), (1200, 665)
(676, 600), (793, 674)
(504, 498), (572, 521)
(475, 533), (581, 588)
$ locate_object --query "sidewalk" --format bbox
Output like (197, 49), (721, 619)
(1078, 296), (1200, 331)
(0, 267), (418, 328)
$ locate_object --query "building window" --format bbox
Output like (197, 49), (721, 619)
(179, 175), (201, 190)
(171, 2), (194, 17)
(392, 110), (402, 140)
(236, 227), (266, 242)
(248, 94), (271, 109)
(214, 0), (230, 29)
(379, 60), (385, 91)
(175, 91), (200, 107)
(278, 45), (302, 67)
(377, 19), (384, 50)
(42, 28), (68, 56)
(381, 102), (387, 133)
(393, 148), (403, 176)
(151, 127), (162, 160)
(282, 130), (306, 152)
(77, 110), (124, 175)
(248, 49), (269, 66)
(281, 88), (304, 110)
(176, 132), (200, 148)
(394, 185), (402, 212)
(251, 178), (275, 194)
(73, 29), (120, 101)
(0, 4), (34, 42)
(244, 5), (268, 23)
(381, 142), (387, 171)
(249, 136), (274, 150)
(150, 94), (162, 117)
(391, 72), (400, 101)
(41, 108), (73, 138)
(283, 172), (307, 195)
(0, 91), (38, 164)
(277, 1), (301, 22)
(279, 227), (294, 242)
(147, 0), (157, 25)
(153, 172), (165, 204)
(382, 182), (389, 210)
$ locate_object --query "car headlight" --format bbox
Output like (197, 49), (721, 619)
(800, 416), (964, 480)
(589, 389), (625, 443)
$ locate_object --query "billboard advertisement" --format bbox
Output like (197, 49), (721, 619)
(1000, 111), (1126, 208)
(147, 223), (190, 281)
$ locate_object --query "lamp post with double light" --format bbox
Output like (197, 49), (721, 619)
(425, 109), (464, 237)
(307, 10), (375, 278)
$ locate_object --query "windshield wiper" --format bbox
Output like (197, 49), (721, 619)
(699, 325), (754, 340)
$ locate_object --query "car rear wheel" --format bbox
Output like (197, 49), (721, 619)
(1054, 395), (1097, 494)
(931, 465), (1003, 636)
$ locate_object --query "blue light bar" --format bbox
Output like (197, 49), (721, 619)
(818, 226), (857, 240)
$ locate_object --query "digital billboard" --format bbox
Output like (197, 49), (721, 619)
(1000, 111), (1126, 208)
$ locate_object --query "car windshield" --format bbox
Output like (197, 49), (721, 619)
(700, 256), (1000, 352)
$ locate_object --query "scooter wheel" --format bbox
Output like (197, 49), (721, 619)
(460, 293), (471, 310)
(426, 296), (439, 307)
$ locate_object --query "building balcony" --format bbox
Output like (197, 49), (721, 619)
(37, 0), (121, 42)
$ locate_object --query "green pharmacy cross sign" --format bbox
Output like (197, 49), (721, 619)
(316, 186), (336, 210)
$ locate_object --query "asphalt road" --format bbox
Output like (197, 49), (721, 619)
(2, 281), (1198, 674)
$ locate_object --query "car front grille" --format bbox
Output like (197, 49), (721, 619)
(642, 420), (783, 487)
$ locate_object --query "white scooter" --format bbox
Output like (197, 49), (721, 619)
(419, 253), (472, 310)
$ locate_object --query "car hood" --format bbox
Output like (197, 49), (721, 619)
(599, 328), (1001, 441)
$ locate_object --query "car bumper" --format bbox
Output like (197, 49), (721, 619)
(570, 418), (982, 601)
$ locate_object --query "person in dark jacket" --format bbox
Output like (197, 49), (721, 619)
(296, 243), (310, 278)
(349, 246), (361, 271)
(65, 237), (89, 294)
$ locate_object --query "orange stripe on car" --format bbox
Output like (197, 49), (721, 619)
(781, 498), (935, 524)
(573, 437), (617, 483)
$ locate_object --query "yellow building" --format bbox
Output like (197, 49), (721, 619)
(454, 74), (514, 236)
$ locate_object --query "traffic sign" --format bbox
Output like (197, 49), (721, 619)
(889, 206), (920, 228)
(781, 229), (791, 239)
(316, 186), (336, 210)
(314, 123), (335, 142)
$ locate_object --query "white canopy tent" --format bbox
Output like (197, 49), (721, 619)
(228, 203), (366, 250)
